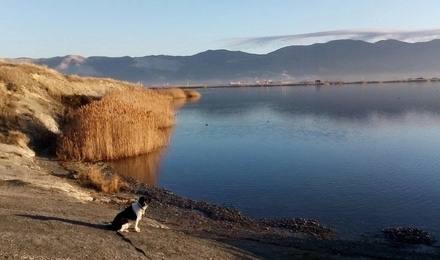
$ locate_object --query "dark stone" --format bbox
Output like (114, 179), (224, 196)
(382, 227), (435, 245)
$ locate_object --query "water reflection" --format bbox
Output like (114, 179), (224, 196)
(173, 96), (202, 110)
(186, 83), (440, 120)
(110, 126), (174, 185)
(110, 96), (201, 185)
(172, 99), (187, 110)
(110, 148), (166, 185)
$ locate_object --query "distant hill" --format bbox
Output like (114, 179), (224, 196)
(18, 39), (440, 85)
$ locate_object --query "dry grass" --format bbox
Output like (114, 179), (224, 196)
(183, 89), (202, 99)
(157, 87), (202, 100)
(0, 61), (134, 150)
(0, 61), (134, 112)
(0, 130), (29, 148)
(157, 88), (188, 99)
(57, 88), (174, 161)
(0, 61), (200, 160)
(78, 165), (126, 193)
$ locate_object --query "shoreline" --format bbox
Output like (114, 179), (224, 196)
(59, 159), (336, 240)
(159, 77), (440, 89)
(2, 154), (440, 258)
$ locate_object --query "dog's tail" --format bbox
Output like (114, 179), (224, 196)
(101, 222), (114, 230)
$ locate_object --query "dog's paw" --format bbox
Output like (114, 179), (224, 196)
(135, 227), (141, 232)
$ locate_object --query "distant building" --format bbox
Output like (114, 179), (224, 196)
(229, 81), (243, 86)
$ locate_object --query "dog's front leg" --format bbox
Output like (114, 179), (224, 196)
(134, 217), (141, 232)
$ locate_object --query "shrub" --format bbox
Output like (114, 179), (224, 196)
(78, 165), (126, 193)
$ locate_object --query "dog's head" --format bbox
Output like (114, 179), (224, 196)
(138, 196), (151, 208)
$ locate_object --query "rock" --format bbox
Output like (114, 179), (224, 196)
(34, 112), (60, 134)
(0, 143), (35, 158)
(139, 185), (252, 224)
(144, 218), (169, 229)
(259, 218), (335, 239)
(382, 227), (435, 245)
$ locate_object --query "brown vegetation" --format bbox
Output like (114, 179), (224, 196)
(158, 87), (201, 100)
(0, 61), (131, 152)
(57, 88), (174, 161)
(78, 165), (126, 193)
(183, 89), (202, 99)
(157, 87), (187, 99)
(0, 130), (29, 148)
(0, 61), (200, 161)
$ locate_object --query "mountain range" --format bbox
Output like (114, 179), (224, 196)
(15, 39), (440, 85)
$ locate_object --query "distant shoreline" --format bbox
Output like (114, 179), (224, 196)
(165, 77), (440, 89)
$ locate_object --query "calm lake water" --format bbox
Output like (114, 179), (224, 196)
(112, 83), (440, 238)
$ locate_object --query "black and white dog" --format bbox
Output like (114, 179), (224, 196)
(111, 196), (151, 232)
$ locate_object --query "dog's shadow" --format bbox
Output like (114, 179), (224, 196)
(16, 214), (111, 230)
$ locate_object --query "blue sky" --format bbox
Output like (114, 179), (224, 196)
(1, 0), (440, 58)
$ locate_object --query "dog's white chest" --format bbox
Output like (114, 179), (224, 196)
(131, 202), (147, 219)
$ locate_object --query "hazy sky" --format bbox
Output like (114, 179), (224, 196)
(2, 0), (440, 58)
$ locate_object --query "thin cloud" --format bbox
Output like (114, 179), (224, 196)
(231, 29), (440, 49)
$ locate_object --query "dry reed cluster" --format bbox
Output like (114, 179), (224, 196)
(183, 89), (202, 99)
(78, 165), (126, 193)
(157, 88), (188, 99)
(57, 88), (174, 161)
(158, 87), (202, 100)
